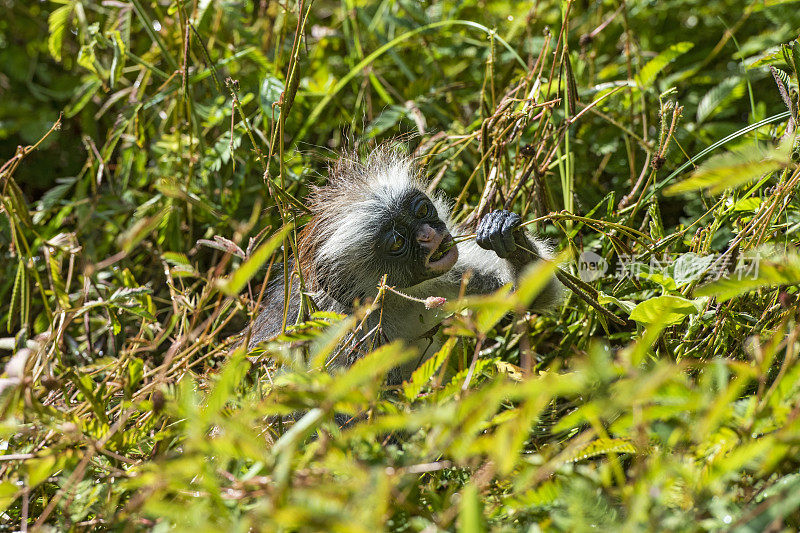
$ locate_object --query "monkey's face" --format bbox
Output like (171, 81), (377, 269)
(375, 191), (458, 288)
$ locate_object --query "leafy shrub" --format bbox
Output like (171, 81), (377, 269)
(1, 0), (800, 530)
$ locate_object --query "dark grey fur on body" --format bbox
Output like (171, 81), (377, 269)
(243, 149), (563, 383)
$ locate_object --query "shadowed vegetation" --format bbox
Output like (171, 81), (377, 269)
(1, 0), (800, 530)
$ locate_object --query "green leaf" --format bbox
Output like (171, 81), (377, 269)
(671, 252), (716, 286)
(452, 284), (514, 335)
(7, 261), (24, 333)
(77, 42), (100, 76)
(127, 357), (144, 392)
(47, 1), (76, 62)
(458, 483), (486, 533)
(216, 224), (293, 295)
(307, 313), (358, 368)
(637, 42), (693, 88)
(64, 78), (103, 118)
(47, 252), (69, 308)
(25, 455), (59, 488)
(732, 197), (762, 212)
(164, 250), (198, 277)
(792, 40), (800, 78)
(565, 438), (636, 462)
(747, 47), (784, 69)
(733, 473), (800, 533)
(162, 252), (190, 265)
(259, 75), (285, 120)
(6, 179), (33, 228)
(118, 207), (169, 254)
(204, 344), (250, 415)
(445, 245), (565, 334)
(515, 251), (565, 307)
(328, 342), (417, 401)
(110, 30), (127, 88)
(639, 271), (678, 292)
(597, 291), (636, 314)
(696, 253), (800, 302)
(109, 310), (122, 335)
(503, 480), (561, 509)
(0, 481), (19, 513)
(696, 77), (744, 123)
(665, 139), (792, 195)
(629, 295), (702, 325)
(71, 373), (110, 425)
(404, 337), (456, 400)
(364, 106), (406, 138)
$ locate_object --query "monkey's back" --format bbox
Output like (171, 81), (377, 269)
(245, 274), (303, 347)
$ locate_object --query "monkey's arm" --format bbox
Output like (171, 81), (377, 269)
(450, 210), (563, 310)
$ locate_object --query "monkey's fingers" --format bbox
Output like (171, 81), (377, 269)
(475, 218), (493, 250)
(488, 211), (521, 257)
(488, 230), (511, 258)
(500, 212), (521, 253)
(477, 212), (510, 257)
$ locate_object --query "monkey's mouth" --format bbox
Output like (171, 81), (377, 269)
(426, 234), (458, 272)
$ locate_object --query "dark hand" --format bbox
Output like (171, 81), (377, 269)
(476, 210), (522, 259)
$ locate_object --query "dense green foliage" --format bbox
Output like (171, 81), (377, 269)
(2, 0), (800, 530)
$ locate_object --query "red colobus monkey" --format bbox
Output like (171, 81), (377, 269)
(245, 148), (563, 382)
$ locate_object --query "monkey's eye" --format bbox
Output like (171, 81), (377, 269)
(387, 234), (406, 255)
(414, 199), (431, 219)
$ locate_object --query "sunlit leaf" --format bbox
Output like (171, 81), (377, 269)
(637, 42), (694, 88)
(629, 295), (702, 325)
(328, 342), (417, 401)
(696, 253), (800, 301)
(25, 455), (60, 488)
(404, 337), (456, 400)
(216, 224), (293, 295)
(458, 483), (487, 533)
(47, 1), (76, 62)
(665, 139), (792, 195)
(564, 438), (636, 463)
(0, 481), (19, 514)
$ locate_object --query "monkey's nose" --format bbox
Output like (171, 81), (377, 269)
(416, 224), (438, 244)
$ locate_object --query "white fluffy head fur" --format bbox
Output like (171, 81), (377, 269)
(298, 146), (451, 303)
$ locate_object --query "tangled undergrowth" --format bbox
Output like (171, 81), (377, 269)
(2, 0), (800, 530)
